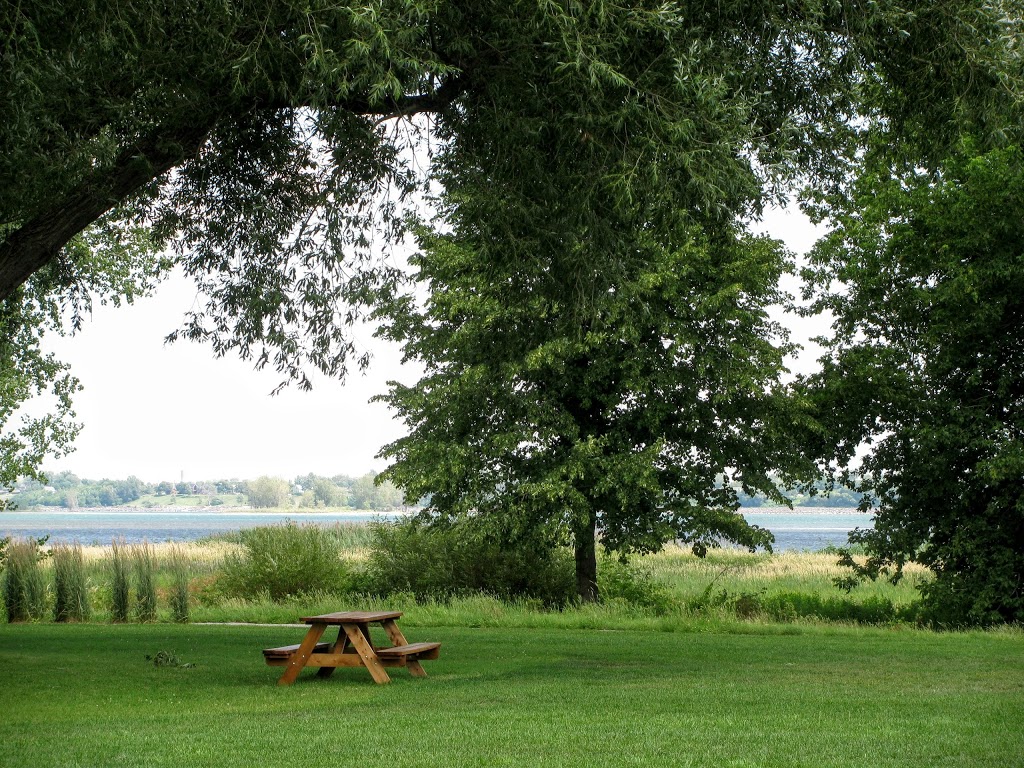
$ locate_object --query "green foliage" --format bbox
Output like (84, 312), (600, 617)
(596, 556), (677, 616)
(52, 541), (90, 622)
(0, 288), (82, 505)
(2, 537), (48, 622)
(803, 145), (1024, 625)
(108, 539), (130, 623)
(348, 472), (404, 510)
(377, 223), (818, 600)
(365, 518), (577, 608)
(219, 523), (350, 601)
(244, 476), (291, 509)
(3, 0), (1019, 490)
(297, 476), (348, 508)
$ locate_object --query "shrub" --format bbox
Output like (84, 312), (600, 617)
(109, 538), (131, 622)
(3, 537), (49, 622)
(219, 522), (350, 600)
(52, 541), (90, 622)
(597, 556), (677, 615)
(134, 542), (158, 622)
(365, 518), (577, 607)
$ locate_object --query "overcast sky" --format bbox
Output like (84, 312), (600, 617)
(33, 205), (830, 485)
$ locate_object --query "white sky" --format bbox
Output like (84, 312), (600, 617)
(34, 205), (831, 485)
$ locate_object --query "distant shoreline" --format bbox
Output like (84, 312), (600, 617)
(0, 506), (412, 516)
(2, 505), (860, 515)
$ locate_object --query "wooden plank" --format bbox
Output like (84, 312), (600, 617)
(375, 642), (442, 657)
(316, 628), (350, 679)
(381, 618), (410, 646)
(308, 654), (408, 669)
(343, 622), (391, 684)
(277, 623), (327, 686)
(263, 642), (330, 658)
(381, 619), (427, 678)
(307, 653), (366, 668)
(301, 610), (403, 625)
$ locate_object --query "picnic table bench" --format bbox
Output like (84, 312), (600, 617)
(263, 610), (440, 685)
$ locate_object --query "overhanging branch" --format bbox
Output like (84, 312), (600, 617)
(0, 74), (468, 303)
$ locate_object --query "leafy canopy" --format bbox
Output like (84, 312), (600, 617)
(1, 0), (1019, 489)
(802, 144), (1024, 625)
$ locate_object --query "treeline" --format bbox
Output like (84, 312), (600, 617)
(5, 471), (409, 511)
(736, 483), (862, 509)
(5, 471), (860, 510)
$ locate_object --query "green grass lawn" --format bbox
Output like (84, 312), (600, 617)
(1, 622), (1021, 767)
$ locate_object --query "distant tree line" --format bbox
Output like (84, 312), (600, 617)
(3, 471), (409, 511)
(735, 482), (862, 509)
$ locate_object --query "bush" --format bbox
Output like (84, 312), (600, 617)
(52, 542), (90, 622)
(597, 556), (677, 615)
(3, 537), (49, 622)
(219, 522), (350, 600)
(365, 518), (577, 607)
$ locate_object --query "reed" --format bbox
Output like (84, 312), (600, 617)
(2, 537), (48, 622)
(166, 545), (191, 623)
(133, 542), (158, 622)
(52, 541), (90, 622)
(108, 538), (131, 622)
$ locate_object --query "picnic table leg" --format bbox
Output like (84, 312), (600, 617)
(343, 623), (391, 684)
(278, 624), (327, 686)
(316, 627), (350, 679)
(382, 619), (427, 678)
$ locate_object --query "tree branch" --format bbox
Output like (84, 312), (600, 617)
(0, 121), (216, 303)
(0, 75), (468, 303)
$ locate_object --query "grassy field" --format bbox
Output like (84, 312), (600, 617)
(1, 621), (1021, 767)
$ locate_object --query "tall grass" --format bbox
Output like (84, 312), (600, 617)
(167, 546), (191, 623)
(202, 521), (375, 552)
(108, 538), (131, 622)
(133, 542), (158, 622)
(2, 522), (934, 628)
(3, 538), (48, 622)
(52, 542), (90, 622)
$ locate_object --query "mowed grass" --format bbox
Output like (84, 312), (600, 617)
(1, 622), (1021, 767)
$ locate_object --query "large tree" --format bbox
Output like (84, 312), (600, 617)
(1, 1), (1018, 486)
(377, 223), (816, 600)
(801, 144), (1024, 625)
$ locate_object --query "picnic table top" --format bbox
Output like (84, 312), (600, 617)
(300, 610), (403, 625)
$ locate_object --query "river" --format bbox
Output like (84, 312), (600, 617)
(0, 507), (872, 552)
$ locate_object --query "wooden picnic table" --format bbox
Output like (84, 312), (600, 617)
(263, 610), (440, 686)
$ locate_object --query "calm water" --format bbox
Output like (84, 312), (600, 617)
(0, 507), (872, 551)
(0, 510), (403, 546)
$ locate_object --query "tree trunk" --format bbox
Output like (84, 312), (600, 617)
(0, 121), (218, 302)
(574, 510), (599, 603)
